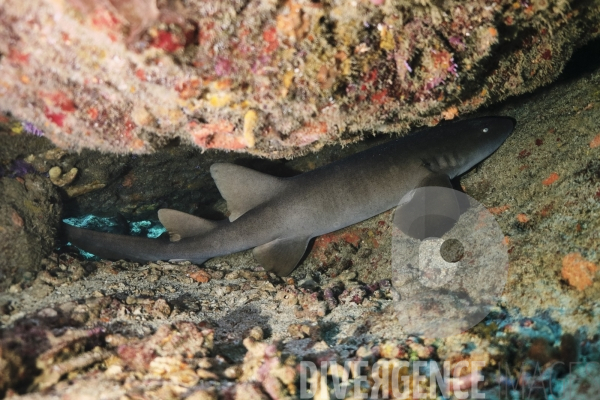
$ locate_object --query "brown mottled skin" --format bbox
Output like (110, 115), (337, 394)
(65, 117), (515, 276)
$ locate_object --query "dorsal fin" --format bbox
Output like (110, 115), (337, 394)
(210, 163), (287, 221)
(157, 209), (220, 241)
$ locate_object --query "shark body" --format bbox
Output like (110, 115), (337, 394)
(65, 116), (515, 276)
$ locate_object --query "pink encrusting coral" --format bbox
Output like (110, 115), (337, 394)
(0, 0), (598, 157)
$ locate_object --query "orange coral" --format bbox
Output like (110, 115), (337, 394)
(561, 253), (598, 291)
(287, 122), (328, 147)
(341, 232), (361, 247)
(441, 106), (459, 120)
(276, 1), (312, 42)
(189, 270), (211, 283)
(488, 205), (510, 215)
(542, 172), (559, 186)
(188, 121), (247, 150)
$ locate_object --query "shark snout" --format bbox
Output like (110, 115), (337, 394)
(500, 116), (517, 136)
(486, 116), (516, 154)
(481, 116), (516, 149)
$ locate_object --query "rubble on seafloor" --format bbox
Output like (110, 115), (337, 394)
(0, 253), (599, 399)
(0, 0), (599, 157)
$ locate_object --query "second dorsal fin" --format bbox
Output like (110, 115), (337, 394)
(210, 163), (287, 221)
(158, 209), (220, 241)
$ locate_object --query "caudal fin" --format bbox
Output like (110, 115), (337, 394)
(63, 223), (171, 263)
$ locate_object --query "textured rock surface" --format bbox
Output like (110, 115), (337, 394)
(0, 0), (599, 157)
(0, 174), (61, 292)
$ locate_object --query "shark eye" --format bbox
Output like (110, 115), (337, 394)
(483, 127), (489, 132)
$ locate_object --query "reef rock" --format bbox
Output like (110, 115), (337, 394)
(0, 0), (599, 157)
(0, 174), (61, 291)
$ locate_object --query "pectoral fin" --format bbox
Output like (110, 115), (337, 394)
(253, 236), (310, 277)
(158, 209), (221, 241)
(418, 173), (455, 189)
(394, 173), (460, 239)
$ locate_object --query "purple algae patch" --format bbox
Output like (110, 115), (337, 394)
(22, 121), (45, 136)
(0, 159), (36, 178)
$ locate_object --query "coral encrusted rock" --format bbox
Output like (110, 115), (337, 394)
(0, 0), (599, 157)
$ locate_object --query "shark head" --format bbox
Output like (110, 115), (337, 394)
(416, 116), (516, 178)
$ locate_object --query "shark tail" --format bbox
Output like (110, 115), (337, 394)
(63, 223), (177, 263)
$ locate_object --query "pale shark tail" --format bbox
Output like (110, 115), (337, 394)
(63, 223), (181, 263)
(63, 208), (225, 263)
